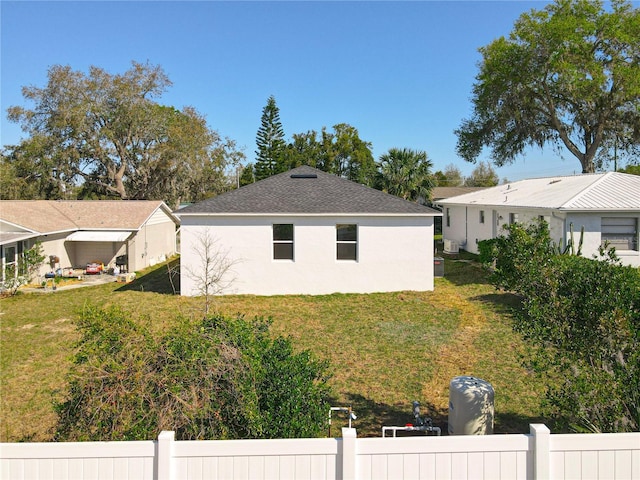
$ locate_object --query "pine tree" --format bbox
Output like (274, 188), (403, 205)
(255, 96), (286, 180)
(239, 163), (255, 186)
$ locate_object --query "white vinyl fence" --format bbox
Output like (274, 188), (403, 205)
(1, 425), (638, 480)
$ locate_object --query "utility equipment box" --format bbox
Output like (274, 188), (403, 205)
(448, 376), (494, 435)
(443, 239), (459, 254)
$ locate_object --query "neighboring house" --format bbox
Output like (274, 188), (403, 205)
(176, 166), (442, 296)
(437, 172), (640, 267)
(0, 200), (178, 280)
(430, 187), (487, 235)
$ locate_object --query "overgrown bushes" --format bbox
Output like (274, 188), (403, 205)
(55, 306), (332, 441)
(480, 222), (640, 432)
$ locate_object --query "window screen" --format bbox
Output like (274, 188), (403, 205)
(336, 224), (357, 260)
(601, 217), (638, 251)
(273, 224), (294, 260)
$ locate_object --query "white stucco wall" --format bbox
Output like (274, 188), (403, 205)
(565, 213), (640, 267)
(180, 215), (435, 296)
(444, 206), (567, 255)
(443, 206), (640, 267)
(131, 220), (177, 271)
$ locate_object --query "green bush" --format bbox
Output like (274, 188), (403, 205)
(518, 255), (639, 432)
(55, 306), (332, 441)
(481, 223), (640, 432)
(478, 221), (555, 292)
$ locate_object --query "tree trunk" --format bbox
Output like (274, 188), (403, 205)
(581, 153), (596, 174)
(114, 163), (128, 199)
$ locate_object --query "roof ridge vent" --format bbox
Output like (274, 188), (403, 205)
(290, 173), (318, 179)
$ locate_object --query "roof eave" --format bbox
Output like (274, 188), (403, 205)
(176, 211), (442, 218)
(139, 201), (180, 227)
(558, 207), (640, 213)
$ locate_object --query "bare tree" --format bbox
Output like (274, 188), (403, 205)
(166, 257), (180, 295)
(184, 231), (237, 315)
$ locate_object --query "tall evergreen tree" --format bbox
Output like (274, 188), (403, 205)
(255, 95), (286, 180)
(239, 163), (255, 186)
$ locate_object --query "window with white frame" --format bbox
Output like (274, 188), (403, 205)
(336, 224), (357, 261)
(446, 208), (451, 227)
(509, 213), (519, 224)
(601, 217), (638, 251)
(3, 245), (16, 266)
(479, 210), (485, 224)
(273, 224), (294, 260)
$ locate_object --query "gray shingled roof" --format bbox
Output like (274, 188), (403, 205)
(177, 166), (441, 216)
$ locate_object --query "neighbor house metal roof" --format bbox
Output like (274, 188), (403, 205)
(0, 200), (177, 235)
(437, 172), (640, 211)
(176, 166), (441, 216)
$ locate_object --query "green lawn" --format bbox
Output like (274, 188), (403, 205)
(0, 255), (546, 441)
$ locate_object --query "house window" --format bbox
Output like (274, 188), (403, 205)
(601, 217), (638, 251)
(479, 210), (485, 224)
(538, 215), (550, 225)
(273, 224), (294, 260)
(4, 246), (16, 266)
(509, 213), (519, 224)
(336, 224), (357, 261)
(446, 208), (451, 228)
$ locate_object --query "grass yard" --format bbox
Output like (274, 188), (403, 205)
(0, 255), (546, 441)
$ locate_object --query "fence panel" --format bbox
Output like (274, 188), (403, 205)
(1, 427), (639, 480)
(356, 434), (531, 480)
(549, 432), (640, 480)
(0, 440), (155, 480)
(171, 437), (340, 480)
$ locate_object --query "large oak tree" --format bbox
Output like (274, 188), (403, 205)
(6, 62), (241, 206)
(456, 0), (640, 173)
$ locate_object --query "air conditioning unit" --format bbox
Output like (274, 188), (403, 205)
(443, 239), (459, 254)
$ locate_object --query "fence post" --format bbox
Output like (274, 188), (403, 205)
(157, 430), (175, 480)
(341, 428), (357, 480)
(530, 424), (550, 480)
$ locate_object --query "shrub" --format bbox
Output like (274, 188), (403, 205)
(482, 222), (640, 432)
(55, 306), (332, 441)
(478, 220), (555, 292)
(517, 256), (640, 432)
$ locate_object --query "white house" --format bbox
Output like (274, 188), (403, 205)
(176, 166), (442, 296)
(0, 200), (178, 280)
(437, 172), (640, 267)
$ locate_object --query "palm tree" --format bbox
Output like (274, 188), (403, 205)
(376, 148), (435, 204)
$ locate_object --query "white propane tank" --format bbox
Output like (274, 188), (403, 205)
(448, 376), (494, 435)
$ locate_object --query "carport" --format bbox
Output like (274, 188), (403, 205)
(65, 231), (133, 269)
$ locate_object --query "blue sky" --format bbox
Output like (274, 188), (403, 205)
(0, 1), (620, 181)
